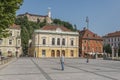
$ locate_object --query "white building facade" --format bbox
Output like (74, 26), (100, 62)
(103, 31), (120, 54)
(0, 24), (22, 57)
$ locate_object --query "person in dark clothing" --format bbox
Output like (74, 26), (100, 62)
(86, 54), (89, 63)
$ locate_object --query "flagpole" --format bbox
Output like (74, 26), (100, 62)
(86, 16), (89, 29)
(86, 16), (89, 62)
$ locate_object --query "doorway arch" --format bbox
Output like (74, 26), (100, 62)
(51, 50), (55, 57)
(56, 50), (60, 57)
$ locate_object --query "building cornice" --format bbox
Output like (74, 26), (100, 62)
(34, 30), (79, 36)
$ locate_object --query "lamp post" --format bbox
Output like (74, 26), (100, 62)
(112, 46), (114, 59)
(86, 16), (89, 63)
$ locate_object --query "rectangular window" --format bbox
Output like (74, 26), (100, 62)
(71, 40), (74, 46)
(9, 40), (12, 45)
(57, 38), (60, 45)
(42, 50), (46, 57)
(42, 39), (46, 45)
(10, 31), (12, 36)
(62, 38), (65, 45)
(52, 38), (55, 45)
(18, 40), (20, 45)
(17, 31), (20, 36)
(118, 38), (120, 41)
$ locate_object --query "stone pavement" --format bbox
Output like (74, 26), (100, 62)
(0, 57), (120, 80)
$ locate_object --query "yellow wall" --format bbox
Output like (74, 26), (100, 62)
(35, 47), (78, 58)
(32, 29), (79, 58)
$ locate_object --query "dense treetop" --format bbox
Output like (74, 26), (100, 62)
(0, 0), (23, 38)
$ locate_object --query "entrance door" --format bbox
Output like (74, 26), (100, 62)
(62, 50), (65, 56)
(42, 50), (46, 57)
(51, 50), (55, 57)
(57, 50), (60, 57)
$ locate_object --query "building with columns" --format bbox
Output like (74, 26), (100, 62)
(0, 24), (22, 57)
(79, 28), (103, 58)
(31, 25), (79, 58)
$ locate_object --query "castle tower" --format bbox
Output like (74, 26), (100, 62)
(48, 7), (51, 18)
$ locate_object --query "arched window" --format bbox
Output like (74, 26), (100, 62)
(71, 50), (74, 57)
(51, 50), (55, 57)
(57, 50), (60, 57)
(57, 38), (60, 45)
(62, 50), (65, 56)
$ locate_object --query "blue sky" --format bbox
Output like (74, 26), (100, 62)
(17, 0), (120, 36)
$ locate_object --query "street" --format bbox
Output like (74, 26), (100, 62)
(0, 58), (120, 80)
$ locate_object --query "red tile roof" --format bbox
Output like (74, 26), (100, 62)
(79, 29), (103, 40)
(9, 24), (20, 29)
(41, 25), (71, 32)
(103, 31), (120, 37)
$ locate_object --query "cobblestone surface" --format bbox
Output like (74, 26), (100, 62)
(0, 57), (120, 80)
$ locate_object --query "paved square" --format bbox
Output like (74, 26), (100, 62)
(0, 58), (120, 80)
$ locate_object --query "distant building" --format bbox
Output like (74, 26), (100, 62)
(103, 31), (120, 54)
(78, 28), (103, 58)
(31, 25), (79, 58)
(17, 9), (52, 24)
(0, 24), (22, 57)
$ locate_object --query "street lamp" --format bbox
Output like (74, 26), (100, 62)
(112, 46), (114, 59)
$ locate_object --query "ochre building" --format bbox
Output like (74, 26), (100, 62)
(79, 28), (103, 57)
(31, 25), (79, 58)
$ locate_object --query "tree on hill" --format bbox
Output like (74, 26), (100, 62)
(53, 18), (77, 31)
(15, 17), (44, 55)
(0, 0), (23, 38)
(15, 17), (77, 55)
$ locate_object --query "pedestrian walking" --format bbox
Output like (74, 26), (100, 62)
(60, 54), (64, 71)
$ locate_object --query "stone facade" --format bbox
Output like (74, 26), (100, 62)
(0, 24), (22, 57)
(17, 10), (52, 24)
(31, 25), (79, 58)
